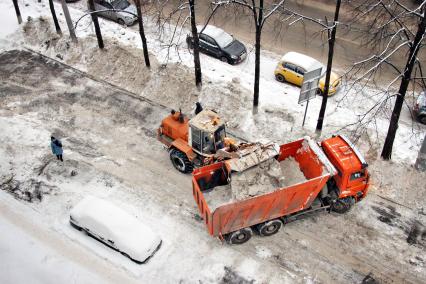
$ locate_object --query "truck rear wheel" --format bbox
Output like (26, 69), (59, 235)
(226, 228), (252, 245)
(169, 149), (193, 173)
(256, 219), (283, 237)
(331, 197), (354, 214)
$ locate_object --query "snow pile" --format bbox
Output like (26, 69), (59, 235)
(70, 196), (162, 263)
(231, 158), (284, 200)
(204, 157), (306, 210)
(203, 184), (234, 211)
(279, 157), (308, 186)
(0, 174), (57, 202)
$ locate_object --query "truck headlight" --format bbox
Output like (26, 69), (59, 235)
(230, 55), (238, 60)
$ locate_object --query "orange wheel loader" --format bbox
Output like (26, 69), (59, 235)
(158, 109), (278, 173)
(157, 109), (235, 173)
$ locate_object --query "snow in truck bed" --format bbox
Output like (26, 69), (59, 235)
(204, 157), (307, 211)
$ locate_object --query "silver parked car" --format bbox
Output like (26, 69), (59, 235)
(93, 0), (138, 26)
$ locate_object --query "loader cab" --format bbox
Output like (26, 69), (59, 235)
(321, 135), (369, 200)
(189, 110), (227, 156)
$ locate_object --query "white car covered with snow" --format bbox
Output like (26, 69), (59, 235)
(70, 196), (161, 264)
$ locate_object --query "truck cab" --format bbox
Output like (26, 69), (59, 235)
(321, 135), (369, 203)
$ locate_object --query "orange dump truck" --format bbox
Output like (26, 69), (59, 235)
(191, 135), (369, 244)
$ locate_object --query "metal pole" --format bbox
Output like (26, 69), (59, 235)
(12, 0), (22, 24)
(302, 98), (309, 127)
(60, 0), (77, 43)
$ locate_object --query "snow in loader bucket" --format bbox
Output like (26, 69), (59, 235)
(191, 137), (334, 238)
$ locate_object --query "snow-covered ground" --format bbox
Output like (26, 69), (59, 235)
(0, 0), (425, 283)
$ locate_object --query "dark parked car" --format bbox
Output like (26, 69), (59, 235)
(187, 25), (247, 65)
(414, 91), (426, 124)
(92, 0), (137, 26)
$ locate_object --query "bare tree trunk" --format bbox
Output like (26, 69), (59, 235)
(88, 0), (104, 49)
(12, 0), (22, 24)
(49, 0), (62, 34)
(135, 0), (150, 67)
(253, 0), (263, 111)
(316, 0), (341, 131)
(189, 0), (202, 88)
(415, 133), (426, 171)
(60, 0), (77, 43)
(381, 13), (426, 160)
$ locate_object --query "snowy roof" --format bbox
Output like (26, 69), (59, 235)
(190, 109), (224, 133)
(197, 25), (226, 39)
(281, 52), (324, 72)
(70, 196), (161, 262)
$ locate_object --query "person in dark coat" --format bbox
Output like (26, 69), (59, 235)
(50, 136), (63, 162)
(195, 102), (203, 115)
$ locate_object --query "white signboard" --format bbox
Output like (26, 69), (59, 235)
(298, 67), (323, 104)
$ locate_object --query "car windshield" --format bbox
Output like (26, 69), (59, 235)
(112, 0), (130, 10)
(215, 31), (233, 48)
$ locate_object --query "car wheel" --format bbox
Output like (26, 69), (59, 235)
(220, 56), (229, 63)
(169, 149), (193, 173)
(117, 18), (125, 26)
(275, 74), (285, 83)
(418, 114), (426, 125)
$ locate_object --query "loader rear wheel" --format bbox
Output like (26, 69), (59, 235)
(256, 219), (283, 237)
(226, 228), (252, 245)
(331, 197), (354, 214)
(169, 149), (193, 173)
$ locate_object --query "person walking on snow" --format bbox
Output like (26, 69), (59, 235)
(51, 136), (63, 162)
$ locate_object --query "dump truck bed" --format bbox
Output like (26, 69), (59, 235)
(192, 137), (335, 237)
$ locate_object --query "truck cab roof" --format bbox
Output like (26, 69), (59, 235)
(321, 135), (368, 174)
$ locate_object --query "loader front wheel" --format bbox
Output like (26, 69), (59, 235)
(169, 149), (193, 173)
(331, 197), (354, 214)
(256, 219), (283, 237)
(226, 228), (252, 245)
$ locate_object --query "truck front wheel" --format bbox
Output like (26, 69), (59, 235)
(226, 228), (252, 245)
(331, 197), (354, 214)
(169, 149), (193, 173)
(256, 219), (283, 237)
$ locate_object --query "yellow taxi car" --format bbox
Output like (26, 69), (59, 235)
(274, 51), (340, 96)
